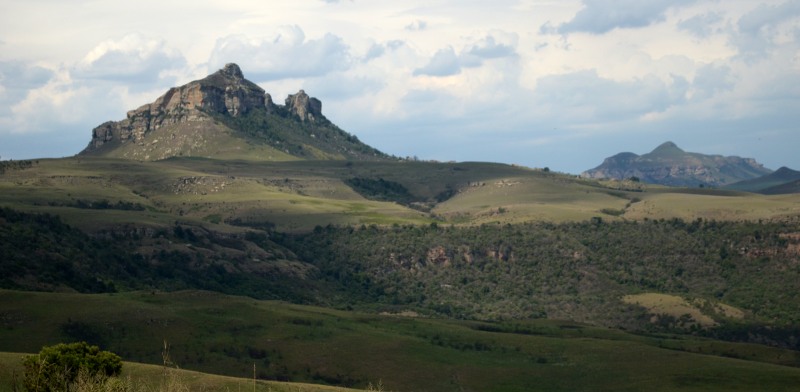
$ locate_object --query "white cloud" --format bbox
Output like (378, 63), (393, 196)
(413, 31), (519, 77)
(1, 1), (799, 173)
(208, 26), (352, 81)
(74, 34), (187, 87)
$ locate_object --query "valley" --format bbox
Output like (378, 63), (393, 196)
(2, 63), (800, 391)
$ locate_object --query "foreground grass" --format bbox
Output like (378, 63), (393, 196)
(2, 290), (800, 391)
(0, 352), (362, 392)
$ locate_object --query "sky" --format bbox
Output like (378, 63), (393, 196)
(1, 0), (799, 174)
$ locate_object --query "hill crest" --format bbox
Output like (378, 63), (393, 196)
(79, 63), (384, 161)
(726, 166), (800, 194)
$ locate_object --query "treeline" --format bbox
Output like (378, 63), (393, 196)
(0, 207), (320, 301)
(0, 159), (35, 174)
(37, 199), (146, 211)
(4, 204), (800, 349)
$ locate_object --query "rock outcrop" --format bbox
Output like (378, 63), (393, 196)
(581, 142), (772, 187)
(285, 90), (323, 123)
(81, 64), (327, 154)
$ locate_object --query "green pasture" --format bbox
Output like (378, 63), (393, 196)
(1, 157), (800, 233)
(2, 290), (800, 392)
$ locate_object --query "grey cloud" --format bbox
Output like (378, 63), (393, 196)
(304, 73), (385, 101)
(691, 64), (734, 100)
(0, 61), (57, 120)
(465, 35), (517, 59)
(209, 27), (352, 81)
(363, 40), (405, 62)
(73, 37), (186, 87)
(405, 20), (428, 31)
(414, 33), (518, 77)
(413, 47), (461, 77)
(0, 61), (54, 90)
(551, 0), (696, 35)
(738, 1), (800, 35)
(677, 12), (723, 38)
(364, 44), (385, 62)
(731, 1), (800, 58)
(534, 70), (686, 120)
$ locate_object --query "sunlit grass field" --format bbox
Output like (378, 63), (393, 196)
(2, 157), (799, 234)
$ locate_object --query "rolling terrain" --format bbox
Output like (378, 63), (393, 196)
(726, 167), (800, 195)
(3, 64), (800, 391)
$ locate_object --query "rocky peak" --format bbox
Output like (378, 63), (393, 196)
(80, 64), (338, 159)
(648, 141), (685, 158)
(581, 142), (772, 187)
(221, 63), (244, 80)
(285, 90), (324, 123)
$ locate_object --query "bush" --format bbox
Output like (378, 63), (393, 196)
(22, 342), (122, 392)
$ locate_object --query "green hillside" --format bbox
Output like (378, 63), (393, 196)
(2, 290), (800, 392)
(725, 167), (800, 194)
(2, 157), (799, 235)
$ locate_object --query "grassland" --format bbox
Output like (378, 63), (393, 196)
(2, 289), (800, 392)
(0, 352), (361, 392)
(4, 157), (800, 391)
(2, 157), (799, 234)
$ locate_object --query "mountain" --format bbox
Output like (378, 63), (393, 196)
(581, 141), (772, 187)
(79, 63), (386, 161)
(725, 166), (800, 194)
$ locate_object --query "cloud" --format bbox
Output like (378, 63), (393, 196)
(551, 0), (696, 35)
(405, 20), (428, 31)
(464, 33), (518, 60)
(691, 63), (734, 100)
(74, 34), (186, 86)
(732, 1), (800, 57)
(737, 1), (800, 36)
(208, 26), (352, 81)
(414, 32), (518, 77)
(413, 46), (461, 77)
(363, 40), (405, 62)
(532, 70), (687, 122)
(677, 12), (724, 38)
(0, 61), (54, 90)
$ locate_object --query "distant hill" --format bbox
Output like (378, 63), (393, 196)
(581, 141), (772, 187)
(79, 63), (387, 161)
(725, 166), (800, 194)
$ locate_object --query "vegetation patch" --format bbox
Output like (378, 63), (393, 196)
(344, 177), (415, 205)
(623, 293), (719, 328)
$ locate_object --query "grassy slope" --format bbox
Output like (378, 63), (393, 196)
(0, 352), (360, 392)
(2, 290), (800, 392)
(2, 158), (799, 234)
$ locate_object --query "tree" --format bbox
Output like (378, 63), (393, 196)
(22, 342), (122, 392)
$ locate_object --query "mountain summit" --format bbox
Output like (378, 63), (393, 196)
(581, 142), (771, 187)
(79, 63), (384, 161)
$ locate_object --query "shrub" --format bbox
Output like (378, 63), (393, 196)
(22, 342), (122, 392)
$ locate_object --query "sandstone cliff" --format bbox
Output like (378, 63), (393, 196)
(581, 142), (772, 187)
(78, 63), (386, 161)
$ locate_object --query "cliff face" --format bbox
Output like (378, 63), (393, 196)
(85, 64), (265, 152)
(81, 63), (329, 157)
(581, 142), (772, 187)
